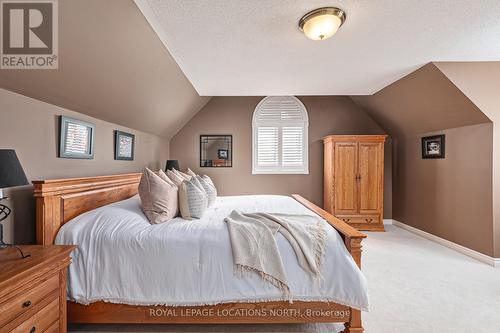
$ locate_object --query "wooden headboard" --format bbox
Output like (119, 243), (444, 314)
(33, 173), (142, 245)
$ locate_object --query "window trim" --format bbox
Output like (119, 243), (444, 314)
(252, 96), (309, 175)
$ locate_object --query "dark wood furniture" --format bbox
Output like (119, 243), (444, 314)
(0, 245), (75, 333)
(33, 173), (366, 332)
(324, 135), (387, 231)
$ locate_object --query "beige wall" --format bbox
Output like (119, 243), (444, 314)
(393, 124), (494, 255)
(435, 62), (500, 257)
(0, 88), (168, 244)
(354, 63), (495, 256)
(170, 96), (392, 216)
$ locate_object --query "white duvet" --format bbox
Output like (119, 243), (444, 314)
(55, 195), (369, 311)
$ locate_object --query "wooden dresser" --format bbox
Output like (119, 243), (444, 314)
(0, 245), (75, 333)
(323, 135), (387, 231)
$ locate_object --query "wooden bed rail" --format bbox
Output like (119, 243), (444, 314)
(292, 194), (366, 269)
(293, 194), (366, 332)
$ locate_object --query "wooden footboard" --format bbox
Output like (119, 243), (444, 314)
(292, 194), (366, 269)
(293, 194), (366, 333)
(33, 174), (366, 332)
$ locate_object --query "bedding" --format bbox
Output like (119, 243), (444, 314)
(196, 175), (217, 206)
(165, 169), (185, 186)
(225, 211), (327, 299)
(55, 194), (369, 310)
(138, 168), (178, 224)
(178, 178), (209, 219)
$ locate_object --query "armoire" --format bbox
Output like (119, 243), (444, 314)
(323, 135), (387, 231)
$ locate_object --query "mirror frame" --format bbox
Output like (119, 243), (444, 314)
(199, 134), (233, 168)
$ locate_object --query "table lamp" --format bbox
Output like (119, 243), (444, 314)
(0, 150), (29, 257)
(165, 160), (180, 171)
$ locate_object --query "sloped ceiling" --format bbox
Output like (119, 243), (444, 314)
(0, 0), (210, 138)
(433, 61), (500, 257)
(135, 0), (500, 96)
(435, 62), (500, 122)
(351, 63), (491, 138)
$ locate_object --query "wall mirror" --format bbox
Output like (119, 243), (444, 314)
(200, 135), (232, 167)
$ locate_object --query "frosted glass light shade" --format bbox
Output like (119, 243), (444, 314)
(299, 7), (346, 41)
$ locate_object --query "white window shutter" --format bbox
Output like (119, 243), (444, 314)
(256, 127), (279, 167)
(282, 127), (304, 167)
(252, 97), (309, 174)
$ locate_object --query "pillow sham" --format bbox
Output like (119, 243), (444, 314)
(196, 175), (217, 206)
(166, 169), (185, 187)
(174, 168), (192, 180)
(158, 169), (176, 187)
(138, 168), (178, 224)
(186, 168), (197, 177)
(178, 178), (208, 219)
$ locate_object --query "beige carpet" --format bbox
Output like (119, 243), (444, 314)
(69, 225), (500, 333)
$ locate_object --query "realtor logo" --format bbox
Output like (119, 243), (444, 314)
(1, 0), (58, 69)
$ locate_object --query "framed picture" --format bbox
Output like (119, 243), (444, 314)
(422, 134), (445, 159)
(115, 130), (135, 160)
(200, 135), (232, 167)
(218, 149), (229, 160)
(59, 116), (95, 159)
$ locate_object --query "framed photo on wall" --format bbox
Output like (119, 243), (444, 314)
(59, 116), (95, 159)
(422, 134), (445, 159)
(218, 149), (229, 160)
(115, 130), (135, 160)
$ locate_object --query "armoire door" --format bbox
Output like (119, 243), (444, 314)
(358, 142), (382, 214)
(333, 142), (358, 215)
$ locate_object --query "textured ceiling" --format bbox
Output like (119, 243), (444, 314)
(0, 0), (210, 138)
(136, 0), (500, 96)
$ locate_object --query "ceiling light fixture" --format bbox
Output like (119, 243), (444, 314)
(299, 7), (346, 41)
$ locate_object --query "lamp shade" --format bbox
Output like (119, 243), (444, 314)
(0, 150), (29, 188)
(165, 160), (180, 171)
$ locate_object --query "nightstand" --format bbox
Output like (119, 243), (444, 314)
(0, 245), (75, 333)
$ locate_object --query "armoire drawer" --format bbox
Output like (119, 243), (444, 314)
(336, 215), (380, 225)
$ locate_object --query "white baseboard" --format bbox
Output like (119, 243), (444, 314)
(391, 220), (499, 268)
(383, 219), (394, 225)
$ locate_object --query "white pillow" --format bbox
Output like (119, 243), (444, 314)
(178, 179), (208, 219)
(186, 168), (197, 177)
(173, 168), (191, 180)
(196, 175), (217, 206)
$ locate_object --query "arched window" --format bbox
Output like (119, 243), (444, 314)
(252, 96), (309, 174)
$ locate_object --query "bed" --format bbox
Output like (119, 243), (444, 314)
(33, 173), (367, 332)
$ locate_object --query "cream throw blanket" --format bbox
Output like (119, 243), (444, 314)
(224, 210), (327, 300)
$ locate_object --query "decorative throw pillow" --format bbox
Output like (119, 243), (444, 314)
(176, 169), (192, 180)
(166, 169), (185, 187)
(138, 168), (178, 224)
(158, 169), (176, 187)
(202, 175), (217, 195)
(178, 179), (208, 219)
(186, 168), (197, 177)
(196, 175), (217, 206)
